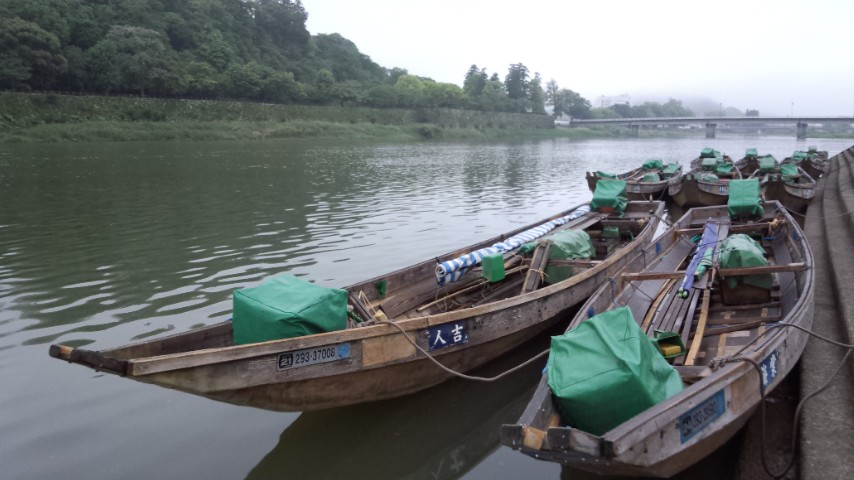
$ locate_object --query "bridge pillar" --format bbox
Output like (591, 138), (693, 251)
(705, 123), (717, 139)
(630, 125), (639, 138)
(797, 122), (808, 139)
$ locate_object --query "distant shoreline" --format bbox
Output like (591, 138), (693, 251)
(1, 93), (848, 143)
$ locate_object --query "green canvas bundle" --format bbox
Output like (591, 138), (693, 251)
(780, 163), (799, 178)
(640, 172), (660, 183)
(745, 148), (758, 159)
(715, 162), (734, 174)
(596, 171), (618, 179)
(698, 173), (719, 183)
(591, 179), (628, 216)
(759, 155), (777, 172)
(662, 163), (681, 176)
(642, 159), (664, 170)
(547, 307), (683, 436)
(542, 230), (594, 284)
(718, 234), (772, 289)
(701, 158), (718, 170)
(700, 148), (721, 159)
(727, 179), (764, 218)
(232, 274), (348, 345)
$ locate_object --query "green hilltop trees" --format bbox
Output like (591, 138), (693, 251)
(0, 0), (691, 119)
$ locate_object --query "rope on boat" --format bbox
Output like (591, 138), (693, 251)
(379, 319), (550, 382)
(708, 323), (854, 480)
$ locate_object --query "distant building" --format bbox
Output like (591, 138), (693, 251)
(595, 94), (631, 108)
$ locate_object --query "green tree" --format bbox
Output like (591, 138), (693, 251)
(504, 63), (529, 101)
(610, 102), (631, 118)
(86, 25), (173, 95)
(313, 33), (384, 82)
(394, 74), (427, 107)
(463, 64), (487, 97)
(253, 0), (310, 55)
(528, 73), (546, 114)
(545, 79), (561, 116)
(478, 78), (511, 112)
(558, 89), (591, 118)
(424, 81), (464, 108)
(0, 17), (67, 90)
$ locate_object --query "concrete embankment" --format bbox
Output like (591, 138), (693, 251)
(798, 146), (854, 480)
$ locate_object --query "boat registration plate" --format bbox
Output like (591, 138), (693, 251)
(678, 389), (725, 443)
(277, 343), (350, 371)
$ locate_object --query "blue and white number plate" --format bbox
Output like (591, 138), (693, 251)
(277, 343), (350, 370)
(678, 389), (726, 443)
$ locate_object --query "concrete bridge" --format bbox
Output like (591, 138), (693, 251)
(567, 116), (854, 139)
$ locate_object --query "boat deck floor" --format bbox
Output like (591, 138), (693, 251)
(642, 238), (784, 376)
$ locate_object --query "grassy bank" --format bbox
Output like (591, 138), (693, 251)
(0, 118), (632, 143)
(2, 92), (581, 143)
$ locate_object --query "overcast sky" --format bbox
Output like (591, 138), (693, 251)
(302, 0), (853, 116)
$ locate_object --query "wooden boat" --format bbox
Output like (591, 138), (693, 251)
(668, 163), (742, 207)
(586, 169), (633, 193)
(733, 148), (762, 176)
(500, 201), (814, 477)
(50, 200), (665, 412)
(760, 164), (817, 213)
(586, 162), (683, 201)
(785, 150), (828, 180)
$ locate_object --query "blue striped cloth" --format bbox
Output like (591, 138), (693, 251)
(435, 205), (591, 286)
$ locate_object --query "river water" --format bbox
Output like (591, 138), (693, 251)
(1, 135), (850, 480)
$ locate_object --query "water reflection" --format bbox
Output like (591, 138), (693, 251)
(246, 329), (555, 480)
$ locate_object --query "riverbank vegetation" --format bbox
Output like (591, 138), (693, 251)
(9, 0), (824, 143)
(1, 0), (697, 121)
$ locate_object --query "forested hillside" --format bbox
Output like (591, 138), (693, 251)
(0, 0), (554, 113)
(0, 0), (699, 120)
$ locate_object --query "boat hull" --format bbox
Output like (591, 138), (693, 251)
(764, 176), (815, 213)
(668, 176), (731, 207)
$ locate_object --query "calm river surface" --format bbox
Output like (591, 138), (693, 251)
(1, 135), (851, 480)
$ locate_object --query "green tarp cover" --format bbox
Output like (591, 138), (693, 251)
(591, 179), (628, 216)
(718, 234), (772, 289)
(701, 158), (718, 170)
(232, 274), (348, 345)
(701, 148), (721, 159)
(745, 148), (758, 158)
(715, 162), (734, 174)
(642, 159), (664, 170)
(662, 163), (681, 175)
(543, 230), (594, 284)
(728, 179), (764, 218)
(792, 151), (809, 161)
(780, 163), (799, 178)
(596, 171), (618, 179)
(547, 307), (683, 436)
(808, 146), (817, 153)
(759, 155), (777, 172)
(640, 172), (660, 183)
(698, 173), (719, 183)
